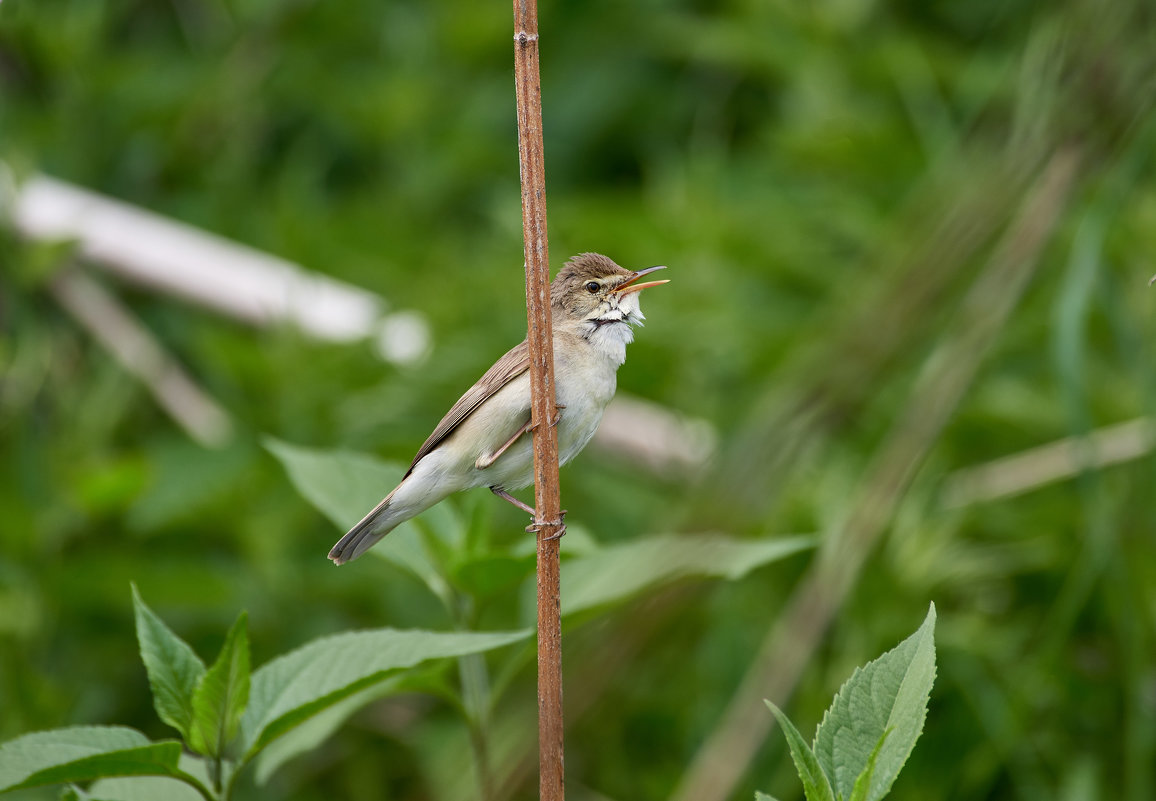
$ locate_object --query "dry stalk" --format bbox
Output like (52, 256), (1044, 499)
(942, 417), (1155, 507)
(511, 2), (565, 800)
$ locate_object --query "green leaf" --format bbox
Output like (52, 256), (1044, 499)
(131, 586), (205, 740)
(754, 793), (781, 801)
(848, 730), (890, 801)
(0, 727), (182, 793)
(814, 604), (937, 801)
(562, 534), (815, 615)
(81, 776), (205, 801)
(264, 438), (407, 532)
(765, 701), (836, 801)
(78, 754), (213, 801)
(188, 611), (250, 757)
(264, 439), (454, 600)
(252, 677), (401, 785)
(237, 627), (532, 758)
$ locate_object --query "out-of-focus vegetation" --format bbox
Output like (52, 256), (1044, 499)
(2, 0), (1155, 799)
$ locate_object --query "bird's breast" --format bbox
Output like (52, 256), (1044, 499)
(554, 343), (619, 466)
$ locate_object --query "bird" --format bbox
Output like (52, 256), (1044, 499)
(328, 252), (668, 564)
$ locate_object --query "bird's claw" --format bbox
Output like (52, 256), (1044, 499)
(526, 509), (567, 540)
(527, 404), (565, 433)
(542, 524), (567, 541)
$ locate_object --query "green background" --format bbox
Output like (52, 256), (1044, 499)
(2, 0), (1154, 799)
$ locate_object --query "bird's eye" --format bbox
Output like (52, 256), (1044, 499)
(585, 281), (600, 293)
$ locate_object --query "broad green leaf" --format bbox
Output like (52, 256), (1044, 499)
(408, 499), (467, 591)
(253, 676), (401, 784)
(848, 730), (890, 801)
(79, 754), (212, 801)
(754, 793), (781, 801)
(131, 586), (205, 740)
(188, 611), (250, 757)
(80, 776), (205, 801)
(264, 439), (453, 600)
(562, 534), (814, 615)
(237, 627), (532, 758)
(0, 727), (182, 793)
(765, 701), (836, 801)
(814, 604), (937, 801)
(264, 438), (407, 531)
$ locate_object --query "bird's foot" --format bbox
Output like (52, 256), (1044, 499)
(526, 404), (565, 433)
(526, 509), (567, 541)
(492, 487), (567, 540)
(541, 523), (567, 542)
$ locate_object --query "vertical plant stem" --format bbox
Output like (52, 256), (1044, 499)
(511, 2), (565, 801)
(467, 718), (495, 801)
(173, 760), (220, 801)
(454, 591), (495, 800)
(207, 756), (222, 796)
(459, 618), (495, 800)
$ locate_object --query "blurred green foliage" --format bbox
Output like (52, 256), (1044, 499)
(2, 0), (1155, 799)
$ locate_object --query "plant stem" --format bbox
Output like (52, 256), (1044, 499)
(177, 769), (219, 801)
(465, 700), (495, 801)
(458, 596), (495, 801)
(511, 2), (565, 801)
(208, 754), (222, 796)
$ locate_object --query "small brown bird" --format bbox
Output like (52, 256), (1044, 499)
(329, 253), (668, 564)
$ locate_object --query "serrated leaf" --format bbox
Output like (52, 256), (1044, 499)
(765, 701), (836, 801)
(848, 730), (890, 801)
(264, 439), (455, 600)
(0, 727), (182, 793)
(814, 604), (937, 801)
(188, 611), (250, 757)
(237, 627), (531, 759)
(562, 534), (814, 615)
(131, 586), (205, 740)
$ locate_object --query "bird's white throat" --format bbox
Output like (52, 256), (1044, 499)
(583, 293), (645, 366)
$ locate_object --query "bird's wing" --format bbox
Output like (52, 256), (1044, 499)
(405, 339), (531, 475)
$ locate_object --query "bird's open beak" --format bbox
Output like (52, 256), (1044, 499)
(616, 265), (670, 296)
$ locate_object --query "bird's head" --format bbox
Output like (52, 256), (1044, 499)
(550, 253), (668, 337)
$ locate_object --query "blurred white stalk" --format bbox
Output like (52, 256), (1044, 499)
(10, 173), (432, 364)
(942, 417), (1155, 507)
(5, 171), (714, 472)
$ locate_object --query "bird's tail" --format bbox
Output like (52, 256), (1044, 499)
(330, 455), (456, 564)
(328, 487), (403, 565)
